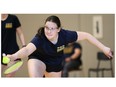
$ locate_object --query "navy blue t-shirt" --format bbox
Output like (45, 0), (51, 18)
(2, 14), (21, 54)
(30, 29), (78, 66)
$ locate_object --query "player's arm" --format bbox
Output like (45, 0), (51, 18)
(65, 48), (81, 62)
(7, 43), (36, 61)
(70, 48), (81, 60)
(16, 26), (26, 47)
(76, 31), (112, 58)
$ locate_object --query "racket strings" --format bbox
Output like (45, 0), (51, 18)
(7, 60), (21, 68)
(4, 60), (23, 74)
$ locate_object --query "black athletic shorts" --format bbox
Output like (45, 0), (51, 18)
(28, 55), (63, 72)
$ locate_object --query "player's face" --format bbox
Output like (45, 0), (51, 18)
(44, 21), (60, 41)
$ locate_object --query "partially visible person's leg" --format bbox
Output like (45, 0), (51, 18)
(45, 71), (62, 77)
(28, 59), (46, 77)
(62, 61), (80, 77)
(62, 62), (73, 77)
(44, 62), (63, 77)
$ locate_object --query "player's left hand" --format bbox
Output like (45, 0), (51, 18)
(103, 47), (113, 59)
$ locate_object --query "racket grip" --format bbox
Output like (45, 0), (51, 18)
(14, 58), (21, 61)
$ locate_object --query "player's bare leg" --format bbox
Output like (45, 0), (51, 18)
(45, 71), (61, 77)
(28, 59), (46, 77)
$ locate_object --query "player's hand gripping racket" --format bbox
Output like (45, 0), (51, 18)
(2, 53), (23, 75)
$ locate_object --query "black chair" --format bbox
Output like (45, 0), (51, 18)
(88, 52), (114, 77)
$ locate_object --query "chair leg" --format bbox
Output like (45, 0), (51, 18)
(88, 70), (90, 77)
(111, 69), (114, 77)
(110, 61), (114, 77)
(102, 70), (104, 77)
(96, 71), (99, 77)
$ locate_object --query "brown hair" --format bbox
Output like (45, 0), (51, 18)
(37, 15), (61, 38)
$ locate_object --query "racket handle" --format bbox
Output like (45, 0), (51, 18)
(2, 53), (10, 64)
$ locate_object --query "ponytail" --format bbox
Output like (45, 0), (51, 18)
(37, 27), (44, 38)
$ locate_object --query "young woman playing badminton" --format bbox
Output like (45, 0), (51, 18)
(7, 15), (113, 77)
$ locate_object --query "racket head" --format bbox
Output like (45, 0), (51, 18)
(4, 60), (23, 75)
